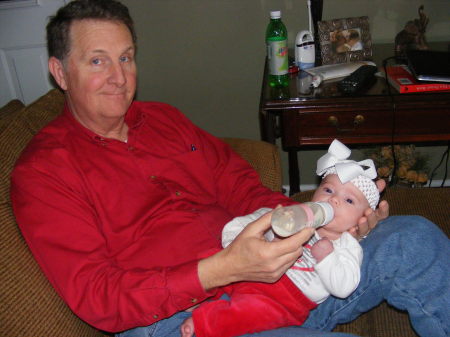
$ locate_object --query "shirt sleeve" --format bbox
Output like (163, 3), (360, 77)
(11, 159), (216, 332)
(314, 232), (363, 298)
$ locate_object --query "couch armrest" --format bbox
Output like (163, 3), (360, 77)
(222, 137), (282, 193)
(0, 99), (24, 120)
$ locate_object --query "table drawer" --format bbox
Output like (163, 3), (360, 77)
(281, 108), (394, 147)
(393, 99), (450, 142)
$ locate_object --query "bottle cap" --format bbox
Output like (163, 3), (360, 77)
(270, 11), (281, 19)
(315, 202), (334, 225)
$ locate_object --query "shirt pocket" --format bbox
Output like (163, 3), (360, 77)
(153, 150), (217, 204)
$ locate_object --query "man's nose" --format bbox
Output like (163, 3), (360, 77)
(109, 62), (126, 86)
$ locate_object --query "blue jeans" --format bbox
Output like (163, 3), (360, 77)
(117, 216), (450, 337)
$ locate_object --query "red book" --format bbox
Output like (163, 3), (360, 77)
(386, 65), (450, 93)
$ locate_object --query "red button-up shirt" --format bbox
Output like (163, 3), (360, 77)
(11, 101), (291, 332)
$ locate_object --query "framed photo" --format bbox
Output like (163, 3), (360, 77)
(317, 16), (373, 65)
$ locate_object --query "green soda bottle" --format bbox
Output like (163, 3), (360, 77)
(266, 11), (289, 88)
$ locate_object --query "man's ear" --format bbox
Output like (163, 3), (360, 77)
(48, 56), (68, 90)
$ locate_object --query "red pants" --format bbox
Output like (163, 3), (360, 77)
(192, 275), (317, 337)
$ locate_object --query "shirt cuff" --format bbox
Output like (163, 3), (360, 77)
(166, 258), (218, 310)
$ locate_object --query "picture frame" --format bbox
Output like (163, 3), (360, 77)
(317, 16), (373, 65)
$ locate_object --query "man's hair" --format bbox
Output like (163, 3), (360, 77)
(46, 0), (136, 61)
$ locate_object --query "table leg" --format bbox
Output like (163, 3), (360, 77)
(288, 149), (300, 195)
(259, 110), (277, 144)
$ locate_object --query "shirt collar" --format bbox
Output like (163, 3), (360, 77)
(125, 101), (146, 129)
(62, 101), (146, 144)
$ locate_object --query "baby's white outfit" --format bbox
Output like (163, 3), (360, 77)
(222, 207), (363, 304)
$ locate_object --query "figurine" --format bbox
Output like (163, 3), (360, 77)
(394, 5), (429, 61)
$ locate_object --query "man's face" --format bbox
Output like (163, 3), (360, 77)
(54, 19), (137, 124)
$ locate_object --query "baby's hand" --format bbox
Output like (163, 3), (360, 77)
(311, 238), (333, 263)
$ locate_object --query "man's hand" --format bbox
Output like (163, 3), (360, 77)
(348, 179), (389, 240)
(198, 210), (314, 291)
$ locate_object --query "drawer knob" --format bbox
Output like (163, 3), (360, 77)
(354, 114), (365, 125)
(328, 114), (365, 132)
(328, 116), (338, 126)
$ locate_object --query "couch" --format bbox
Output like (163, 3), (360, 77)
(1, 89), (448, 337)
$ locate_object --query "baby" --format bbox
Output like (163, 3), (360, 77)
(181, 139), (380, 337)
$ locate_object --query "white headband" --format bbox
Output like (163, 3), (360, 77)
(316, 139), (380, 209)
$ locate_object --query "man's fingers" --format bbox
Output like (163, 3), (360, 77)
(240, 210), (274, 237)
(347, 224), (359, 236)
(276, 227), (315, 252)
(355, 198), (390, 239)
(289, 226), (315, 245)
(355, 206), (374, 237)
(376, 179), (386, 193)
(269, 228), (314, 275)
(376, 200), (389, 220)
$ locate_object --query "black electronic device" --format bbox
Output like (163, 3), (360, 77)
(406, 50), (450, 83)
(337, 65), (378, 94)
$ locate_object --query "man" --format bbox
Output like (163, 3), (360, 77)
(11, 1), (449, 337)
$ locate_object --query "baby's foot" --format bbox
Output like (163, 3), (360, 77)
(180, 317), (195, 337)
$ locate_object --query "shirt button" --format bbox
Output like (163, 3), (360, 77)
(149, 175), (157, 180)
(128, 146), (135, 151)
(175, 191), (182, 196)
(153, 314), (158, 319)
(191, 298), (198, 303)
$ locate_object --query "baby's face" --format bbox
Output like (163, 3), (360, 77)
(312, 174), (369, 240)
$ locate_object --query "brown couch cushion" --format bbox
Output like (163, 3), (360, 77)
(0, 99), (24, 133)
(0, 89), (108, 337)
(0, 89), (65, 199)
(222, 137), (282, 192)
(0, 99), (24, 119)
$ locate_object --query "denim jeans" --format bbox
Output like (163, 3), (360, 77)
(117, 216), (450, 337)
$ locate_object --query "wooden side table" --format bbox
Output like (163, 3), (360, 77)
(259, 66), (450, 195)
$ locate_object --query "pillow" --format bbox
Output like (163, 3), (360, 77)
(0, 89), (65, 201)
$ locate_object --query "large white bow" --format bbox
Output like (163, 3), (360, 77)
(316, 139), (377, 184)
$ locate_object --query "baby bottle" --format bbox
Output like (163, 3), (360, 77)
(271, 202), (334, 237)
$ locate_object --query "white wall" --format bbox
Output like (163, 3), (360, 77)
(123, 0), (449, 186)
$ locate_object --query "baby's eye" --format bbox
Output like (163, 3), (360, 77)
(324, 187), (332, 193)
(345, 198), (354, 204)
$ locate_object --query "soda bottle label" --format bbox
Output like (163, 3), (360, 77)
(267, 39), (288, 76)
